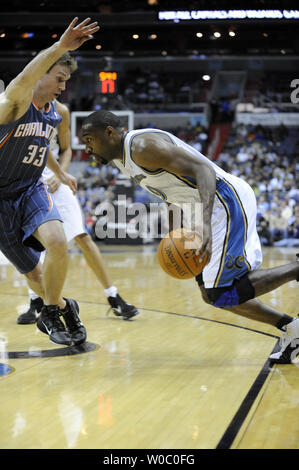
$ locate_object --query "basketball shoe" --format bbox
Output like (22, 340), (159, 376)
(107, 294), (139, 320)
(17, 297), (44, 324)
(60, 298), (87, 345)
(37, 304), (72, 346)
(269, 317), (299, 364)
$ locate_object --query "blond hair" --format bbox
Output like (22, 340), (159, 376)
(47, 52), (78, 74)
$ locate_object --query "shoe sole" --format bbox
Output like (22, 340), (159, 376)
(17, 316), (38, 325)
(72, 335), (87, 346)
(48, 336), (72, 347)
(113, 308), (139, 321)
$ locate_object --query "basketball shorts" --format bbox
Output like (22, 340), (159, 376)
(201, 176), (263, 289)
(0, 179), (62, 274)
(43, 170), (86, 242)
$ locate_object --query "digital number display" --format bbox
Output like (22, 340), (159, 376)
(99, 72), (118, 94)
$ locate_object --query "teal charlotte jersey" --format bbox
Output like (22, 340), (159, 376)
(0, 101), (61, 197)
(0, 101), (63, 274)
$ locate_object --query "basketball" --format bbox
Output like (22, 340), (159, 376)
(158, 228), (208, 279)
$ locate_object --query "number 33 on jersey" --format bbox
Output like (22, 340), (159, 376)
(0, 101), (61, 196)
(22, 145), (47, 167)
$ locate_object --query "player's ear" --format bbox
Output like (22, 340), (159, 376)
(105, 125), (114, 137)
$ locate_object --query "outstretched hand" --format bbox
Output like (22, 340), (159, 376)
(59, 171), (77, 195)
(58, 17), (100, 51)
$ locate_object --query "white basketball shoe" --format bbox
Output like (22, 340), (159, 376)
(269, 318), (299, 364)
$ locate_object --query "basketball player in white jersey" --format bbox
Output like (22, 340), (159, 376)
(18, 101), (139, 323)
(80, 110), (299, 364)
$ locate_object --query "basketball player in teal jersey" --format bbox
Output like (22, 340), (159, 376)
(80, 110), (299, 364)
(0, 18), (99, 346)
(17, 98), (138, 323)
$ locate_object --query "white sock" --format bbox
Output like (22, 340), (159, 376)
(28, 288), (40, 301)
(104, 286), (118, 298)
(40, 250), (46, 264)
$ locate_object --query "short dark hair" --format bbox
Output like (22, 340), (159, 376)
(47, 52), (78, 74)
(82, 110), (121, 132)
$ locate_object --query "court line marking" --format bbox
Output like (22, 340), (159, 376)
(2, 291), (281, 445)
(137, 306), (280, 339)
(83, 298), (280, 449)
(1, 291), (279, 340)
(216, 349), (278, 449)
(230, 365), (277, 449)
(78, 298), (279, 340)
(5, 342), (99, 359)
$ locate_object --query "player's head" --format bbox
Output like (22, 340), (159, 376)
(34, 52), (77, 104)
(81, 110), (123, 165)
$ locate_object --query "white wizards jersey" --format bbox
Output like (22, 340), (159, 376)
(113, 128), (262, 287)
(42, 124), (59, 180)
(114, 128), (246, 230)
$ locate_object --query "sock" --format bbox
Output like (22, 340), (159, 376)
(104, 286), (118, 298)
(28, 288), (40, 301)
(276, 314), (294, 331)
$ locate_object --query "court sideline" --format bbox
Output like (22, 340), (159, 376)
(0, 245), (298, 449)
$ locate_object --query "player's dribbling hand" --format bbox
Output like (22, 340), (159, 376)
(194, 225), (212, 265)
(58, 17), (100, 51)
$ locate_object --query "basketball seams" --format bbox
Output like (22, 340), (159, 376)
(158, 228), (207, 279)
(160, 239), (180, 278)
(158, 238), (189, 279)
(169, 231), (196, 277)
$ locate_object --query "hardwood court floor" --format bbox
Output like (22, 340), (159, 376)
(0, 245), (298, 450)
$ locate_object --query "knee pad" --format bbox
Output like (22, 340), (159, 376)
(204, 275), (255, 308)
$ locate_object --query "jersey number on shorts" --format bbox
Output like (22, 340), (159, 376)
(22, 145), (47, 167)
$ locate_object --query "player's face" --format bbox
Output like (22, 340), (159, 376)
(81, 125), (119, 165)
(35, 65), (71, 103)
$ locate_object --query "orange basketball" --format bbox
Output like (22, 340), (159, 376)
(157, 228), (208, 280)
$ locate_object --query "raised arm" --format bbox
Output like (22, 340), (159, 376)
(0, 17), (99, 125)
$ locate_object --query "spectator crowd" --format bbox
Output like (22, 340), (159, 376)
(75, 120), (298, 247)
(218, 122), (298, 246)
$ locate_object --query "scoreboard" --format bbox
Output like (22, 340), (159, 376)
(99, 72), (118, 94)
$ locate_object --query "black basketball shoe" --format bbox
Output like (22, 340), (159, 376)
(107, 294), (139, 320)
(37, 304), (72, 346)
(17, 297), (44, 324)
(60, 298), (87, 345)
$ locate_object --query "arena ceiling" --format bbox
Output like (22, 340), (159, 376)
(1, 0), (299, 58)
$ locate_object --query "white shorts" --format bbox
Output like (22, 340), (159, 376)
(202, 175), (263, 288)
(43, 170), (86, 243)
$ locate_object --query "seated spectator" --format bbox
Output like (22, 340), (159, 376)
(274, 206), (299, 247)
(257, 215), (272, 246)
(264, 207), (289, 242)
(280, 199), (293, 223)
(236, 146), (251, 163)
(257, 194), (270, 217)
